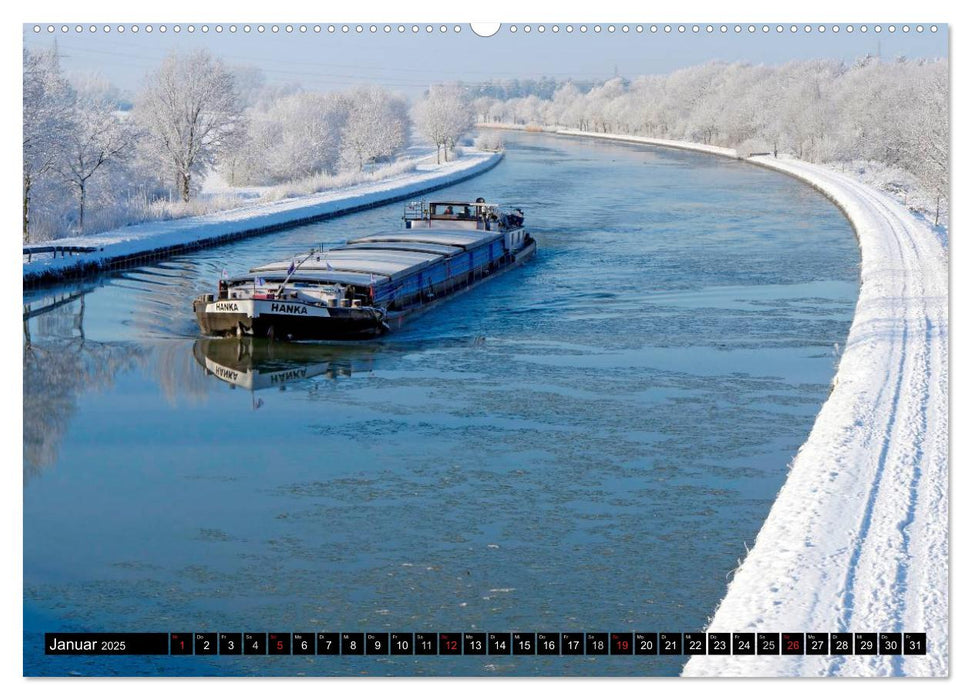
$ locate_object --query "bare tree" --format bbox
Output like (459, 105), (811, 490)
(135, 50), (241, 202)
(413, 84), (474, 164)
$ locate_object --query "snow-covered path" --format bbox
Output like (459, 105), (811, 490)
(23, 151), (502, 286)
(517, 123), (949, 676)
(682, 156), (948, 677)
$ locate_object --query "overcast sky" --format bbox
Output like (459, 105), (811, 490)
(22, 22), (948, 98)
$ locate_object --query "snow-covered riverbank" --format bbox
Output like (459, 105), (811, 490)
(23, 150), (503, 287)
(478, 123), (742, 160)
(554, 128), (741, 160)
(684, 156), (948, 677)
(525, 128), (948, 677)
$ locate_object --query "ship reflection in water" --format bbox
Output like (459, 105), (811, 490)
(192, 337), (375, 394)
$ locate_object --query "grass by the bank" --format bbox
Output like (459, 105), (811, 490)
(29, 149), (467, 243)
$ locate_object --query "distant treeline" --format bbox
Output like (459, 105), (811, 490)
(475, 58), (948, 224)
(24, 52), (948, 242)
(470, 77), (598, 101)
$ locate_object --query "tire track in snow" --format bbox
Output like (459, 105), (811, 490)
(874, 185), (948, 676)
(851, 183), (931, 653)
(817, 169), (925, 676)
(829, 325), (907, 674)
(529, 131), (947, 678)
(837, 172), (935, 659)
(784, 163), (938, 676)
(677, 156), (948, 677)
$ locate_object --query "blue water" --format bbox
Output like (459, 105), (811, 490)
(23, 132), (859, 676)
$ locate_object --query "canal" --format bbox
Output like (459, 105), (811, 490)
(23, 131), (860, 676)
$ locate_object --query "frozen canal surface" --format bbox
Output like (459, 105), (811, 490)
(23, 132), (859, 676)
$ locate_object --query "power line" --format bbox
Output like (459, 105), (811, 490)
(24, 33), (615, 83)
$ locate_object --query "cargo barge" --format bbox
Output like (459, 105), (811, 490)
(192, 199), (536, 340)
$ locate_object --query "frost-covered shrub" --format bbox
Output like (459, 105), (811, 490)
(474, 132), (504, 152)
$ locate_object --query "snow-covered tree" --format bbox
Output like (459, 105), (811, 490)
(213, 112), (251, 187)
(339, 86), (410, 171)
(550, 83), (586, 130)
(413, 84), (474, 163)
(479, 57), (948, 222)
(901, 62), (948, 224)
(225, 91), (348, 185)
(471, 95), (498, 123)
(56, 86), (133, 233)
(23, 46), (74, 241)
(135, 50), (241, 202)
